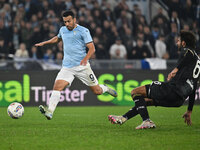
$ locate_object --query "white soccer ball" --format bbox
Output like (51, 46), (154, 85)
(7, 102), (24, 119)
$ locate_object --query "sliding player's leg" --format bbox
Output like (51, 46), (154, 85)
(108, 85), (156, 129)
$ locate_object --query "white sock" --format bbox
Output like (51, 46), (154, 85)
(48, 90), (61, 113)
(99, 84), (108, 93)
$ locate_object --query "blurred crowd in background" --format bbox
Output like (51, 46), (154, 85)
(0, 0), (200, 63)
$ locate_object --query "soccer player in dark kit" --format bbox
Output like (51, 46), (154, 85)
(108, 30), (200, 129)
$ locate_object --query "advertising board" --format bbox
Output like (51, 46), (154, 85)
(0, 70), (199, 106)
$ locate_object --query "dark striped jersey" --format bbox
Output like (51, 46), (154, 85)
(171, 47), (200, 110)
(172, 48), (200, 84)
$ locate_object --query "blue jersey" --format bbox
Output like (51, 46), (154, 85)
(57, 24), (93, 68)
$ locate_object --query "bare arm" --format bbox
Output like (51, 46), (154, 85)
(80, 42), (95, 66)
(182, 82), (197, 126)
(182, 89), (195, 126)
(35, 36), (61, 47)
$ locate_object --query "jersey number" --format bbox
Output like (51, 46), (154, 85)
(153, 81), (161, 85)
(193, 60), (200, 78)
(89, 74), (95, 81)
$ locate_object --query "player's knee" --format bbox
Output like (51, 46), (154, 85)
(53, 80), (69, 91)
(92, 88), (102, 95)
(53, 87), (63, 91)
(131, 90), (136, 97)
(131, 90), (142, 100)
(53, 84), (65, 91)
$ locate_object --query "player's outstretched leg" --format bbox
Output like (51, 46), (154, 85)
(104, 85), (117, 97)
(108, 115), (127, 125)
(39, 105), (53, 120)
(135, 119), (156, 129)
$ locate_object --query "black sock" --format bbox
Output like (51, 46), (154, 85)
(134, 96), (150, 121)
(123, 107), (138, 120)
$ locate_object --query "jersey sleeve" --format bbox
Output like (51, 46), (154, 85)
(176, 50), (194, 70)
(57, 28), (62, 39)
(82, 28), (93, 44)
(188, 82), (197, 111)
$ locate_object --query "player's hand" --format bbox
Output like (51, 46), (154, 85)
(35, 42), (44, 47)
(167, 72), (175, 81)
(182, 111), (192, 126)
(167, 73), (172, 81)
(80, 58), (87, 66)
(167, 68), (178, 81)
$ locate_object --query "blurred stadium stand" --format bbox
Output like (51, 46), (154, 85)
(0, 0), (199, 70)
(0, 59), (177, 70)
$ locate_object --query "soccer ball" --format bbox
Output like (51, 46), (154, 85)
(7, 102), (24, 119)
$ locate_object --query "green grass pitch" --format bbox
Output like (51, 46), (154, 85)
(0, 105), (200, 150)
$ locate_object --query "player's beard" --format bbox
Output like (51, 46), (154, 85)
(67, 22), (75, 31)
(67, 26), (72, 31)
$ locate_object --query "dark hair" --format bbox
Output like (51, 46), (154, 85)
(180, 30), (196, 48)
(62, 10), (75, 18)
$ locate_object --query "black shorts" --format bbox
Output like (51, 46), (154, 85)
(145, 81), (185, 107)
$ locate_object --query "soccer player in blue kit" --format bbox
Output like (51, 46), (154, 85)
(35, 10), (117, 120)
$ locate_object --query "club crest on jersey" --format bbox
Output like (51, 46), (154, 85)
(73, 31), (76, 35)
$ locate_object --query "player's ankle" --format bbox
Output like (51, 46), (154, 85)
(121, 116), (127, 123)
